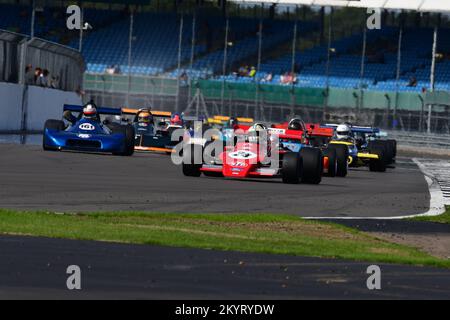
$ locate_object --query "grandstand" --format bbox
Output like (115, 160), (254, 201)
(2, 1), (449, 93)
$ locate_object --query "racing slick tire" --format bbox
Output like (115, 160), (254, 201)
(387, 139), (397, 163)
(369, 140), (393, 165)
(112, 125), (135, 156)
(322, 148), (337, 177)
(106, 122), (121, 131)
(182, 144), (203, 177)
(300, 148), (322, 184)
(328, 144), (348, 177)
(281, 152), (302, 184)
(369, 147), (386, 172)
(43, 120), (65, 151)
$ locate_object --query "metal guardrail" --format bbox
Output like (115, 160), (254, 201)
(386, 130), (450, 149)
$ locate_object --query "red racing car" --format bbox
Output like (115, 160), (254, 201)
(181, 125), (323, 184)
(270, 119), (349, 177)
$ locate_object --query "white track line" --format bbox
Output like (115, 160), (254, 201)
(304, 158), (447, 220)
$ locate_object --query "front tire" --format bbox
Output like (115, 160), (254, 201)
(328, 144), (348, 177)
(182, 144), (203, 177)
(323, 148), (337, 177)
(300, 148), (322, 184)
(369, 147), (386, 172)
(112, 125), (135, 156)
(282, 152), (301, 184)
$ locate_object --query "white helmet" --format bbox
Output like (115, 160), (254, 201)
(83, 103), (97, 119)
(248, 123), (267, 132)
(336, 124), (351, 140)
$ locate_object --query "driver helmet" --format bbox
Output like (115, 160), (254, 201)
(170, 113), (183, 126)
(336, 124), (351, 140)
(247, 123), (267, 143)
(288, 118), (304, 131)
(228, 117), (238, 128)
(250, 123), (267, 132)
(138, 111), (153, 124)
(83, 102), (97, 119)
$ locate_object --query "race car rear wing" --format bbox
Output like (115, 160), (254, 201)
(64, 104), (122, 115)
(323, 123), (380, 134)
(121, 108), (172, 117)
(213, 115), (254, 123)
(306, 123), (334, 138)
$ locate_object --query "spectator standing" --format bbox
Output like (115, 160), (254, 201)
(50, 75), (60, 89)
(105, 65), (115, 74)
(25, 64), (34, 85)
(34, 67), (42, 83)
(408, 76), (417, 87)
(262, 72), (273, 83)
(249, 66), (256, 78)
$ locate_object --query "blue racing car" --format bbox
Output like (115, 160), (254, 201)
(42, 102), (135, 156)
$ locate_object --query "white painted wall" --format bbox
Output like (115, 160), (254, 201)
(0, 82), (82, 131)
(0, 82), (23, 131)
(26, 86), (82, 131)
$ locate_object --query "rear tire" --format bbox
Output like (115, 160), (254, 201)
(281, 152), (301, 184)
(182, 144), (203, 177)
(369, 147), (386, 172)
(387, 139), (397, 163)
(323, 148), (337, 177)
(300, 148), (322, 184)
(43, 119), (65, 151)
(112, 125), (135, 156)
(369, 140), (393, 165)
(328, 144), (348, 177)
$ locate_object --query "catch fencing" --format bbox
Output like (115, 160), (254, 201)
(84, 74), (450, 135)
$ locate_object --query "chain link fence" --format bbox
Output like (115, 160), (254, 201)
(84, 73), (450, 137)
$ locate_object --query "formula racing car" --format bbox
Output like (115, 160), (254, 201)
(122, 108), (184, 154)
(43, 102), (135, 156)
(325, 124), (397, 172)
(270, 119), (349, 177)
(181, 124), (323, 184)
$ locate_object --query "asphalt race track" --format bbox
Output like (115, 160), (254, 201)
(1, 235), (449, 299)
(0, 144), (430, 217)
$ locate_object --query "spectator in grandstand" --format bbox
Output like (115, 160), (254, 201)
(179, 71), (189, 86)
(50, 75), (60, 89)
(105, 65), (115, 75)
(262, 72), (273, 83)
(114, 65), (121, 74)
(25, 64), (34, 85)
(249, 66), (256, 78)
(41, 69), (51, 87)
(280, 72), (296, 85)
(408, 76), (417, 87)
(238, 66), (249, 77)
(34, 68), (42, 84)
(280, 72), (288, 84)
(180, 71), (188, 81)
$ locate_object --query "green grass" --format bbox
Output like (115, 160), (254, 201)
(0, 209), (449, 268)
(412, 206), (450, 224)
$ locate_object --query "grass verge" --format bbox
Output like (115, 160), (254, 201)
(0, 209), (448, 268)
(412, 206), (450, 224)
